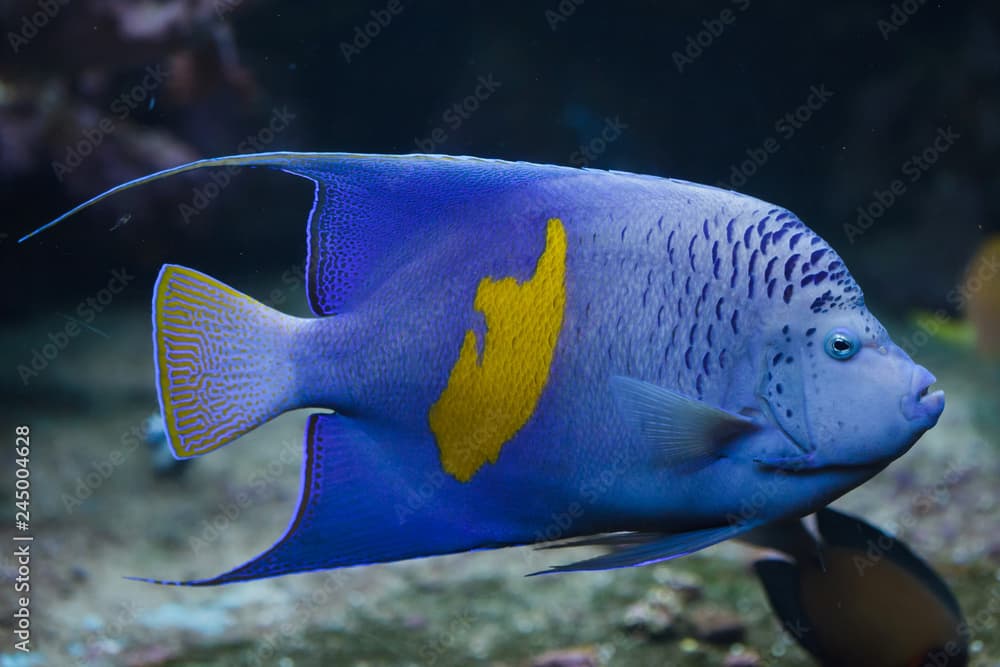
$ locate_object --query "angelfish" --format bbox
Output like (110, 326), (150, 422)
(21, 153), (945, 584)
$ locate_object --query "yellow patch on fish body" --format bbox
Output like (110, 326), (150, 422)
(429, 217), (568, 482)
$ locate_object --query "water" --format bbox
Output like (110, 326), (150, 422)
(2, 2), (998, 665)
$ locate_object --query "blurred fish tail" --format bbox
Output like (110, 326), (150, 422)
(750, 508), (968, 667)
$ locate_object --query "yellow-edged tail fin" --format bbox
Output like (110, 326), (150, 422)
(154, 264), (301, 458)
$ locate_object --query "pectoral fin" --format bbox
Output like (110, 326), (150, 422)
(610, 375), (757, 467)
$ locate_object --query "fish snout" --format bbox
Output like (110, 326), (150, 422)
(901, 365), (945, 425)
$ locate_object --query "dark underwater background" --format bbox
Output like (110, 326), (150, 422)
(1, 1), (999, 665)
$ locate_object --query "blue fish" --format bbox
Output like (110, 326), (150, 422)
(22, 153), (945, 584)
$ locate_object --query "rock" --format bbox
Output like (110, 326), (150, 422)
(690, 606), (746, 645)
(652, 566), (703, 602)
(529, 645), (600, 667)
(623, 601), (678, 639)
(122, 645), (180, 666)
(622, 585), (686, 639)
(724, 649), (763, 667)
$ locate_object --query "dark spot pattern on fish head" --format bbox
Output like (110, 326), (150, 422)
(647, 201), (865, 408)
(686, 202), (938, 471)
(740, 208), (864, 316)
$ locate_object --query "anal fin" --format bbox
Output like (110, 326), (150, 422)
(134, 414), (504, 585)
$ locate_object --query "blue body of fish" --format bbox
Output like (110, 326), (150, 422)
(23, 153), (945, 584)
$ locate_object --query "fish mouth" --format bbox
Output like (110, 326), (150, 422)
(903, 366), (945, 424)
(917, 383), (945, 404)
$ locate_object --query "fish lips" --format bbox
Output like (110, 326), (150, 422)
(901, 366), (945, 428)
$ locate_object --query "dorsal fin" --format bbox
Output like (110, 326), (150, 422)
(20, 152), (578, 316)
(287, 155), (573, 315)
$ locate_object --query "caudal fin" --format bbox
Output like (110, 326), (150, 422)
(154, 264), (303, 458)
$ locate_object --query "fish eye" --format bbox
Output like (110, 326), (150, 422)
(824, 328), (859, 360)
